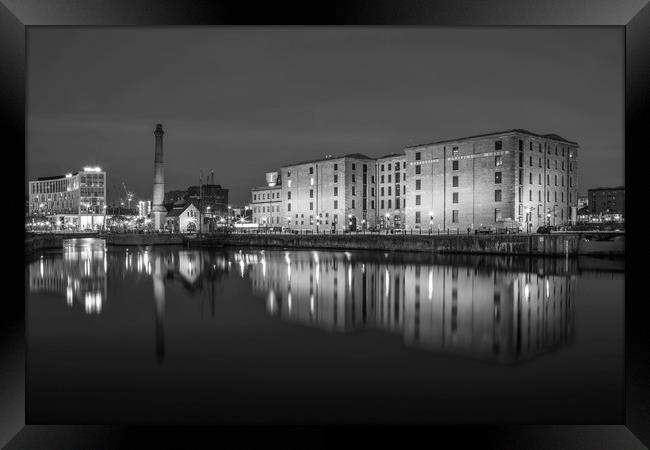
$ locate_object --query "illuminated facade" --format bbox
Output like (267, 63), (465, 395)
(280, 154), (376, 232)
(138, 200), (152, 218)
(404, 129), (579, 231)
(252, 129), (579, 232)
(375, 153), (407, 230)
(164, 201), (201, 233)
(28, 166), (107, 230)
(251, 172), (282, 227)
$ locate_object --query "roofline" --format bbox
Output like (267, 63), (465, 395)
(588, 186), (625, 191)
(33, 175), (67, 181)
(280, 153), (373, 168)
(404, 129), (579, 149)
(377, 153), (406, 160)
(251, 185), (282, 191)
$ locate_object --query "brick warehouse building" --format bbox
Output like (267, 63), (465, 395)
(404, 129), (579, 232)
(375, 153), (407, 230)
(280, 153), (376, 232)
(252, 129), (579, 232)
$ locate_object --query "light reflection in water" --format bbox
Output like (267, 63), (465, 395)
(30, 243), (582, 365)
(245, 250), (578, 365)
(30, 238), (107, 315)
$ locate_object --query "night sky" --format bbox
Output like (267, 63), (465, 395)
(27, 27), (623, 206)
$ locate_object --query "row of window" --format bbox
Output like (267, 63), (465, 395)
(379, 173), (404, 183)
(414, 139), (575, 160)
(414, 206), (561, 224)
(287, 162), (369, 178)
(526, 190), (571, 203)
(380, 161), (406, 171)
(526, 173), (573, 187)
(253, 205), (280, 214)
(287, 198), (370, 212)
(253, 191), (280, 201)
(30, 179), (80, 194)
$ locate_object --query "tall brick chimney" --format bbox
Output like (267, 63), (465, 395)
(152, 124), (167, 230)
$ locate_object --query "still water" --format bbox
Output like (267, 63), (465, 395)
(27, 239), (624, 423)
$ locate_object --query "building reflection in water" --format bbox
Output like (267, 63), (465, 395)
(29, 238), (107, 314)
(241, 250), (577, 365)
(28, 241), (577, 365)
(140, 249), (230, 364)
(29, 240), (231, 364)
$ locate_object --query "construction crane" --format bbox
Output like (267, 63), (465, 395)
(122, 181), (135, 209)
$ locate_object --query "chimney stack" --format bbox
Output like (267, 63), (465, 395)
(151, 124), (167, 230)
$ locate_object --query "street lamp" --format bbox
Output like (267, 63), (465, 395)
(102, 205), (107, 232)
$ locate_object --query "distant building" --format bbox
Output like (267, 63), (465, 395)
(138, 200), (152, 218)
(164, 190), (187, 204)
(106, 206), (138, 216)
(588, 187), (625, 221)
(164, 200), (201, 233)
(28, 166), (107, 230)
(187, 183), (229, 219)
(165, 178), (229, 231)
(577, 195), (588, 210)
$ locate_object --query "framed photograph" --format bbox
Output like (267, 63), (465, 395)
(5, 0), (647, 448)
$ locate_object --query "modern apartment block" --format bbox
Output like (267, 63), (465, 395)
(252, 129), (579, 232)
(28, 166), (107, 230)
(404, 129), (579, 231)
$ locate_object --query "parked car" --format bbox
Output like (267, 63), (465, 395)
(476, 225), (496, 234)
(498, 219), (523, 234)
(536, 225), (552, 234)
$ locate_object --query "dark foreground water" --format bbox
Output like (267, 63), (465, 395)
(26, 239), (624, 424)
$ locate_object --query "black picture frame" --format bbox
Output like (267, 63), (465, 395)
(4, 1), (647, 448)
